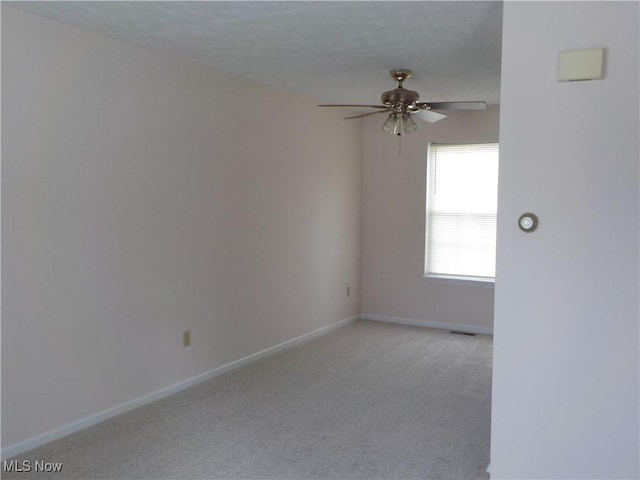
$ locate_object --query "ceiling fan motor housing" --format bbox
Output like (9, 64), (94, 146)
(381, 88), (420, 109)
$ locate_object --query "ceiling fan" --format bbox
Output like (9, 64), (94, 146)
(318, 69), (487, 136)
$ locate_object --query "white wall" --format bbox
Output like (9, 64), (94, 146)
(491, 2), (639, 478)
(1, 7), (361, 451)
(361, 106), (500, 333)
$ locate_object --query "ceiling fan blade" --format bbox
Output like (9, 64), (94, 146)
(344, 109), (392, 120)
(415, 109), (448, 123)
(425, 101), (487, 111)
(317, 104), (389, 109)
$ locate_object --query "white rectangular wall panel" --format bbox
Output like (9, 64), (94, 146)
(557, 48), (604, 81)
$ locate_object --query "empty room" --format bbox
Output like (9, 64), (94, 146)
(2, 2), (638, 479)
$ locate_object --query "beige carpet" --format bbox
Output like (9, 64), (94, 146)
(3, 320), (493, 479)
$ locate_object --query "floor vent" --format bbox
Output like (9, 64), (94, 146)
(450, 330), (476, 336)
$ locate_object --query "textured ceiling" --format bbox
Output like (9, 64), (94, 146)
(6, 1), (503, 106)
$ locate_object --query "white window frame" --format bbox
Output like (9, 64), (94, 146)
(423, 142), (499, 285)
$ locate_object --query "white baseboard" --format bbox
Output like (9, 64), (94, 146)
(360, 314), (493, 336)
(1, 315), (358, 460)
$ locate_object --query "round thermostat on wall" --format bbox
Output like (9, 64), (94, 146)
(518, 213), (538, 232)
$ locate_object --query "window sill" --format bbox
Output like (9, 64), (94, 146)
(423, 274), (495, 287)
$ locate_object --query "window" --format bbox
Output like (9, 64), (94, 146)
(425, 143), (499, 281)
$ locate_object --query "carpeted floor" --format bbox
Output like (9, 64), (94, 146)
(3, 320), (493, 479)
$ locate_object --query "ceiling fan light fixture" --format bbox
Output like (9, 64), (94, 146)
(403, 114), (417, 133)
(382, 113), (398, 134)
(392, 115), (404, 136)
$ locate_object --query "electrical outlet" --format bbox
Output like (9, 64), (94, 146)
(346, 286), (351, 297)
(183, 330), (191, 347)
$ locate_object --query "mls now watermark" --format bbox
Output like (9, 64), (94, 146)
(3, 460), (64, 473)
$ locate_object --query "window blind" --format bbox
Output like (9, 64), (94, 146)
(425, 143), (499, 279)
